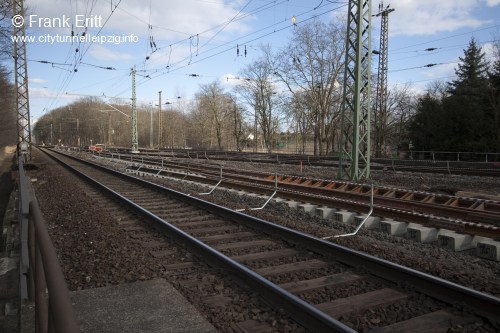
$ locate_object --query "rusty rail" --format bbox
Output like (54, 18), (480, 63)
(18, 156), (79, 333)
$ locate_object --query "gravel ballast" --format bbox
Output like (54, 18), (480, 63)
(28, 150), (500, 332)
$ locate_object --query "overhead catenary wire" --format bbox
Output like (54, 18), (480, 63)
(106, 1), (345, 94)
(391, 24), (500, 52)
(43, 1), (497, 114)
(42, 0), (123, 113)
(41, 1), (348, 108)
(139, 0), (345, 74)
(44, 0), (301, 108)
(43, 0), (101, 112)
(389, 53), (499, 73)
(136, 1), (347, 85)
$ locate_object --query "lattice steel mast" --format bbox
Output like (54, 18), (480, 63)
(374, 2), (394, 158)
(13, 0), (31, 160)
(338, 0), (373, 181)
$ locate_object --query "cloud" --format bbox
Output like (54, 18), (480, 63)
(27, 0), (254, 72)
(481, 42), (497, 59)
(422, 61), (457, 79)
(388, 0), (489, 36)
(30, 86), (78, 100)
(29, 78), (47, 84)
(88, 44), (134, 61)
(28, 0), (252, 40)
(484, 0), (500, 6)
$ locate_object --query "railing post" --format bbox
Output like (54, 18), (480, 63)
(28, 215), (35, 301)
(29, 201), (79, 333)
(35, 234), (48, 333)
(18, 156), (30, 299)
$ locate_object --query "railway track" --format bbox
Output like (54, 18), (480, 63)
(110, 147), (500, 178)
(40, 147), (500, 332)
(86, 150), (500, 238)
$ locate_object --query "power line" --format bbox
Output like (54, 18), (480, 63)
(41, 1), (348, 111)
(108, 1), (345, 93)
(139, 0), (292, 68)
(138, 2), (346, 82)
(43, 0), (123, 113)
(389, 54), (499, 73)
(392, 24), (500, 52)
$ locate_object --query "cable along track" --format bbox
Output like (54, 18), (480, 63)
(42, 148), (500, 332)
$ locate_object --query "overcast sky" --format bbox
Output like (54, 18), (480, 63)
(19, 0), (500, 121)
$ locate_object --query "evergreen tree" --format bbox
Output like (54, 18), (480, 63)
(408, 93), (443, 151)
(449, 38), (489, 95)
(488, 46), (500, 153)
(409, 38), (495, 153)
(444, 38), (493, 152)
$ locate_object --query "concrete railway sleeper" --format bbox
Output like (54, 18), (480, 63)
(88, 152), (500, 241)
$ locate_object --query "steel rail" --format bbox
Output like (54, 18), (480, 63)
(104, 148), (500, 177)
(102, 152), (500, 221)
(44, 148), (500, 327)
(118, 160), (500, 237)
(41, 148), (356, 333)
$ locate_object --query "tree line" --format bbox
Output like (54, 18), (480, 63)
(0, 0), (16, 150)
(32, 19), (500, 157)
(408, 38), (500, 156)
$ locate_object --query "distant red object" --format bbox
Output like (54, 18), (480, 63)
(89, 145), (104, 152)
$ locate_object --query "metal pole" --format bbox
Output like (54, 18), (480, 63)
(76, 118), (80, 147)
(150, 106), (153, 148)
(254, 107), (258, 153)
(158, 91), (162, 149)
(131, 67), (139, 153)
(108, 112), (112, 146)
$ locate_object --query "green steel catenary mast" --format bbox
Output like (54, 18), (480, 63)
(338, 0), (372, 181)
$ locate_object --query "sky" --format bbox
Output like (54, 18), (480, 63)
(14, 0), (500, 122)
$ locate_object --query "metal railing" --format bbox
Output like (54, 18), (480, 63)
(18, 155), (79, 333)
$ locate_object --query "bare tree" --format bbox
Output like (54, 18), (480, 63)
(33, 98), (135, 147)
(0, 0), (13, 60)
(235, 45), (282, 153)
(164, 108), (186, 148)
(385, 83), (416, 154)
(0, 2), (16, 149)
(274, 19), (346, 155)
(225, 94), (245, 151)
(194, 81), (231, 150)
(0, 65), (15, 148)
